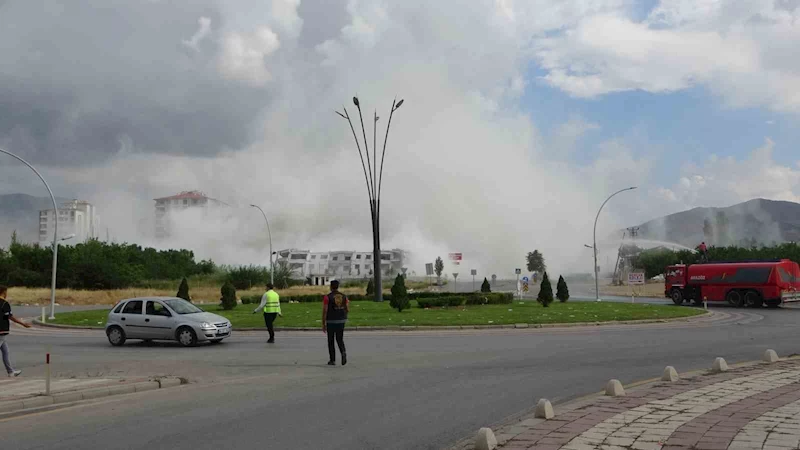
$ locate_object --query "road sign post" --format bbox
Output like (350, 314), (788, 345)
(452, 273), (459, 293)
(471, 269), (477, 291)
(515, 268), (521, 298)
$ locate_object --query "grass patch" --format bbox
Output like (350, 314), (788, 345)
(49, 301), (703, 328)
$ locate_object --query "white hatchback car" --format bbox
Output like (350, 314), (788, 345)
(105, 297), (232, 347)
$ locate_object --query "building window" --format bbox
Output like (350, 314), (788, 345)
(381, 254), (391, 260)
(332, 256), (338, 261)
(344, 256), (351, 261)
(321, 255), (329, 260)
(291, 254), (307, 260)
(355, 264), (360, 270)
(311, 255), (317, 260)
(365, 255), (372, 260)
(356, 254), (362, 259)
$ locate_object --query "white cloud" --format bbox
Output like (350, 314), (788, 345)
(532, 0), (800, 112)
(182, 16), (212, 52)
(218, 27), (280, 86)
(654, 138), (800, 209)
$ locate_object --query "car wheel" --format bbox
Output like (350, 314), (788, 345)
(744, 290), (763, 308)
(671, 289), (684, 305)
(107, 326), (126, 347)
(726, 290), (744, 308)
(176, 327), (198, 347)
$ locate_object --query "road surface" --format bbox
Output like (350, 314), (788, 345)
(2, 306), (797, 450)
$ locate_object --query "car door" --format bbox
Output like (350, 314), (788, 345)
(143, 300), (175, 340)
(119, 300), (146, 338)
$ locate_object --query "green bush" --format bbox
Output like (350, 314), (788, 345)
(226, 265), (269, 290)
(537, 272), (554, 307)
(481, 277), (491, 293)
(177, 277), (190, 302)
(464, 293), (513, 305)
(556, 275), (569, 303)
(416, 296), (465, 308)
(6, 268), (46, 287)
(240, 294), (261, 305)
(220, 282), (237, 310)
(389, 274), (410, 312)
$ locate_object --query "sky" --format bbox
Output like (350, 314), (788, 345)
(0, 0), (799, 275)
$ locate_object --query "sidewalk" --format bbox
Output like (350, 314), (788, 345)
(0, 376), (184, 417)
(453, 357), (800, 450)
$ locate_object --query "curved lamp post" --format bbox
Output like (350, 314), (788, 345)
(0, 148), (61, 319)
(336, 96), (404, 302)
(250, 204), (274, 286)
(593, 187), (637, 302)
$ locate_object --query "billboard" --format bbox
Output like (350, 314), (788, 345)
(448, 252), (462, 265)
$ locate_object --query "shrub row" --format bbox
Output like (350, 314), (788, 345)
(240, 292), (515, 306)
(417, 293), (514, 308)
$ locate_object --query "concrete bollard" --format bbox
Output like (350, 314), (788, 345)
(662, 366), (679, 382)
(763, 349), (779, 363)
(605, 379), (625, 397)
(712, 357), (729, 373)
(535, 399), (554, 419)
(474, 427), (498, 450)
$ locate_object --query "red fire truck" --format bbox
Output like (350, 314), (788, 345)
(664, 259), (800, 307)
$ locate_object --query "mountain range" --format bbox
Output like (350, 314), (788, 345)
(631, 198), (800, 248)
(0, 193), (70, 246)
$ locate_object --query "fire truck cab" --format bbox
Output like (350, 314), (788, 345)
(665, 259), (800, 308)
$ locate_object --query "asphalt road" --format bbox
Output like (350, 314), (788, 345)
(3, 306), (798, 450)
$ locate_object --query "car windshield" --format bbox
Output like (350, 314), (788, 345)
(163, 299), (203, 314)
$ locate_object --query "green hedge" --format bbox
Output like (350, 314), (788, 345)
(241, 292), (515, 306)
(417, 293), (514, 308)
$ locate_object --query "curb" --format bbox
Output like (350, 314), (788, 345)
(446, 354), (800, 450)
(32, 309), (710, 332)
(0, 377), (186, 419)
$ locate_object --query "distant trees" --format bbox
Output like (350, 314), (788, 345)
(0, 238), (215, 290)
(637, 243), (800, 278)
(526, 250), (546, 273)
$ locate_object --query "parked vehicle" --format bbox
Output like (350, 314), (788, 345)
(105, 297), (231, 347)
(664, 259), (800, 308)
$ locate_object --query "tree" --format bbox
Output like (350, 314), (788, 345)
(434, 257), (444, 284)
(537, 272), (554, 307)
(556, 275), (570, 303)
(481, 277), (491, 293)
(526, 250), (546, 273)
(366, 278), (375, 296)
(176, 277), (190, 302)
(220, 281), (237, 310)
(389, 274), (410, 312)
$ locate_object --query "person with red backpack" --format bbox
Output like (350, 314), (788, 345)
(322, 280), (349, 366)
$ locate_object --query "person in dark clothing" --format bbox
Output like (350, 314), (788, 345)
(322, 280), (349, 366)
(1, 285), (32, 377)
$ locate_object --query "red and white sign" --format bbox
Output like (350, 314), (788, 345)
(628, 272), (645, 285)
(448, 253), (462, 265)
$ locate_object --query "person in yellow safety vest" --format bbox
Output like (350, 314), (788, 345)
(252, 283), (281, 343)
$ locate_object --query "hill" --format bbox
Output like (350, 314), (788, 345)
(0, 193), (71, 245)
(633, 198), (800, 248)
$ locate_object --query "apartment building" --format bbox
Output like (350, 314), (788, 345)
(154, 191), (228, 239)
(38, 200), (98, 244)
(276, 248), (406, 281)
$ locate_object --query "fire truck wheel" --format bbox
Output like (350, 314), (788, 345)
(726, 290), (744, 308)
(670, 289), (684, 305)
(744, 290), (763, 308)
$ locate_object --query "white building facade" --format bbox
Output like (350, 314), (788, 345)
(38, 200), (98, 244)
(275, 248), (406, 283)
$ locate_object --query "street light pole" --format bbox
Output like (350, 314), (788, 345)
(593, 187), (637, 302)
(250, 205), (274, 286)
(0, 148), (61, 319)
(337, 96), (404, 302)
